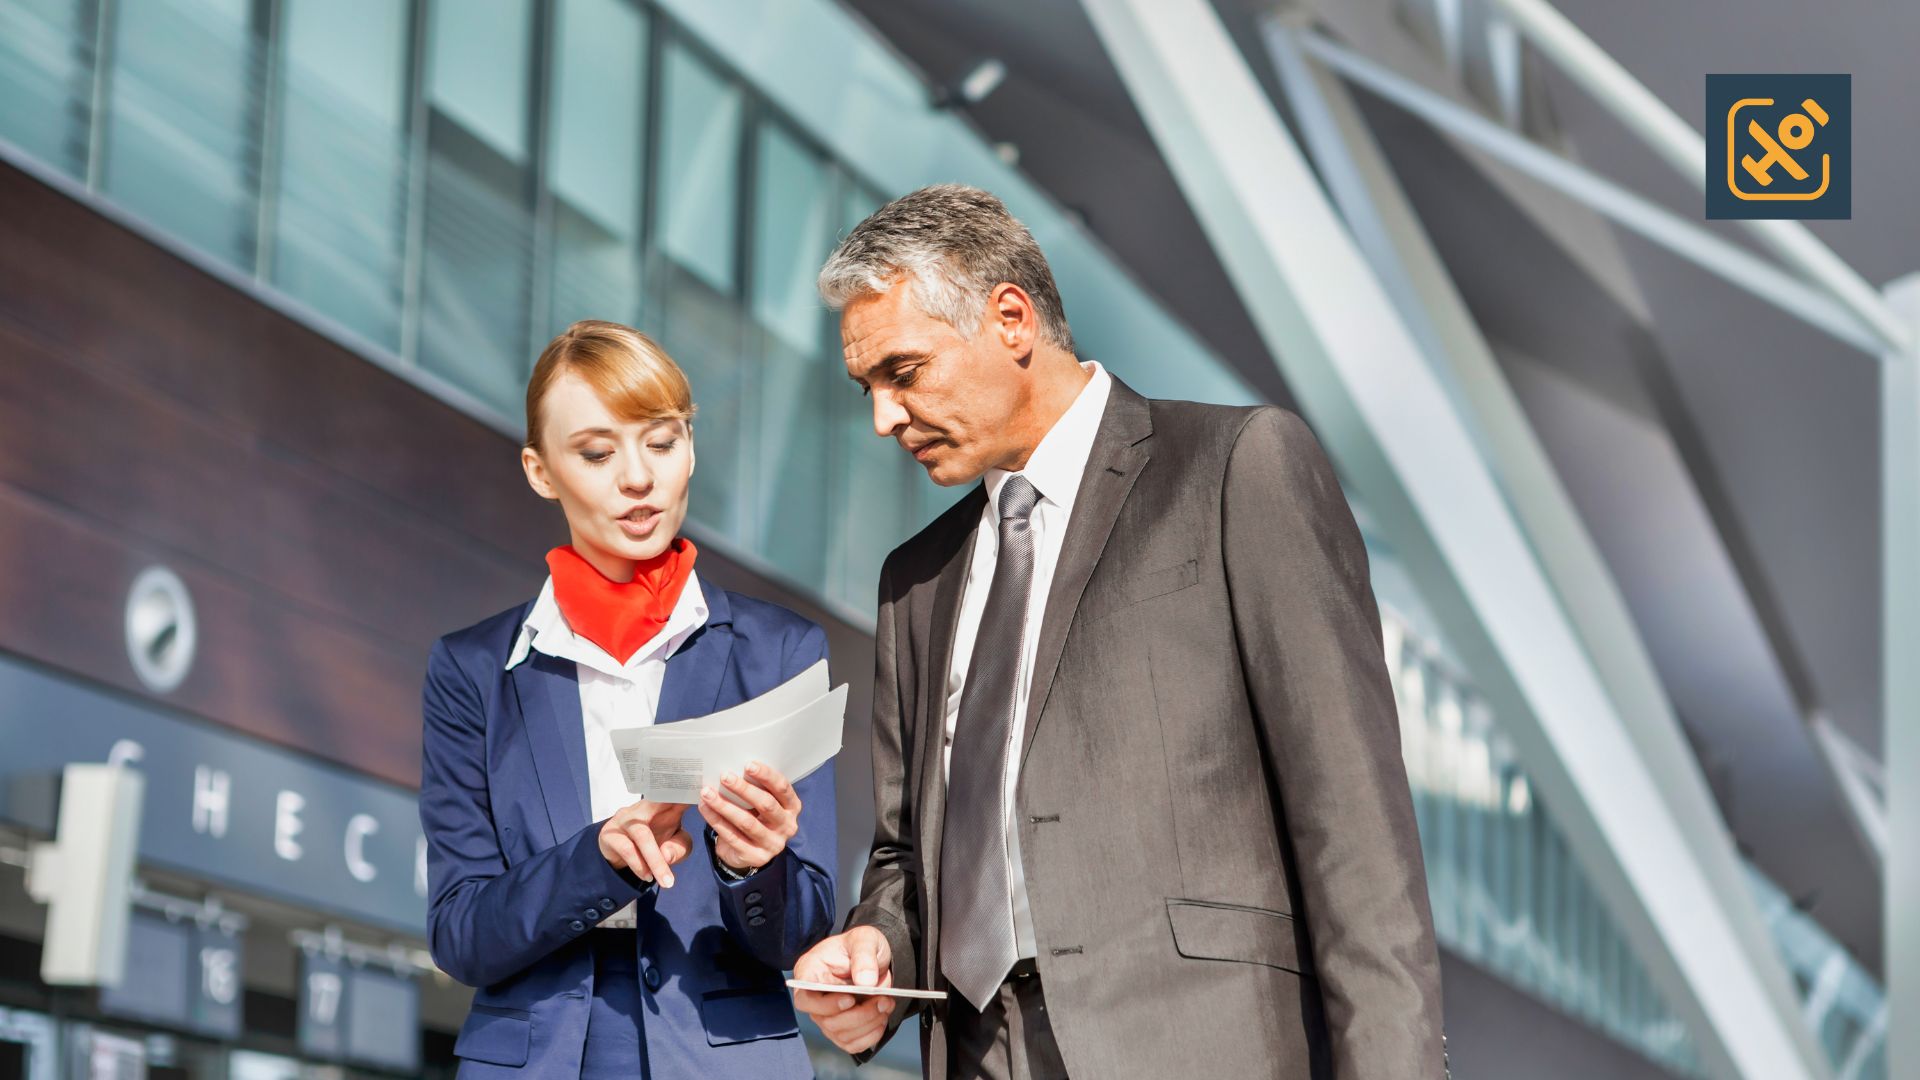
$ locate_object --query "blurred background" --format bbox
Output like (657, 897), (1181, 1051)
(0, 0), (1911, 1076)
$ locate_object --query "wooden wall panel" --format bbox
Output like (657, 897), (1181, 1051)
(0, 161), (875, 796)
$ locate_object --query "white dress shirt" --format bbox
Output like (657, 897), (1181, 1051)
(505, 568), (710, 928)
(943, 360), (1112, 959)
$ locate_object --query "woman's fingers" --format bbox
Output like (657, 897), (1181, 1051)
(700, 803), (769, 869)
(703, 783), (777, 845)
(602, 829), (649, 880)
(746, 762), (803, 815)
(626, 820), (675, 888)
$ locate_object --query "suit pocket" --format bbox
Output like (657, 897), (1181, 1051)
(700, 988), (801, 1047)
(1166, 899), (1309, 975)
(1129, 558), (1199, 602)
(454, 1004), (531, 1066)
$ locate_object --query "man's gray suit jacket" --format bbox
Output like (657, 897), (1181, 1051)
(847, 376), (1447, 1078)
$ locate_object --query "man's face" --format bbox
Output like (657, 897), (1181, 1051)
(840, 280), (1025, 486)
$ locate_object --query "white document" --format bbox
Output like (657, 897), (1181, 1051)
(785, 979), (948, 1001)
(610, 660), (846, 804)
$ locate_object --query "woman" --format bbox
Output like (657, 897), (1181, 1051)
(418, 320), (837, 1078)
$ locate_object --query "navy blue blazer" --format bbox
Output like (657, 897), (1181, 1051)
(419, 583), (837, 1078)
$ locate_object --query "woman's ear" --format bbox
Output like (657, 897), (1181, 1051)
(685, 421), (696, 478)
(521, 445), (559, 501)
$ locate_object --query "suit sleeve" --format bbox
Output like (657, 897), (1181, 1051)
(419, 639), (652, 989)
(844, 554), (926, 1056)
(1221, 407), (1446, 1078)
(711, 622), (840, 969)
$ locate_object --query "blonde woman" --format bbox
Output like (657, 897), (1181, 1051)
(419, 321), (836, 1078)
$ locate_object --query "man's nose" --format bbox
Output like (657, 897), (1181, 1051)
(872, 390), (910, 438)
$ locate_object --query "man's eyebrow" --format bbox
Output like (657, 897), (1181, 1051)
(850, 350), (926, 382)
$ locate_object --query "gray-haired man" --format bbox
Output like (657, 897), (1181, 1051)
(791, 185), (1447, 1079)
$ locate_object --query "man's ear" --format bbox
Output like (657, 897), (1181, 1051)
(521, 445), (559, 500)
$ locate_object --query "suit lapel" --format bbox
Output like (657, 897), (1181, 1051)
(1019, 379), (1153, 769)
(915, 487), (984, 981)
(655, 587), (736, 726)
(510, 652), (591, 846)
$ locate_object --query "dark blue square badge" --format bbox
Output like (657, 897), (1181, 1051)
(1706, 74), (1850, 219)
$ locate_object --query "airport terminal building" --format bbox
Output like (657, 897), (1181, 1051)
(0, 0), (1900, 1077)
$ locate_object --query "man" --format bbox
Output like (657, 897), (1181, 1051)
(792, 184), (1447, 1079)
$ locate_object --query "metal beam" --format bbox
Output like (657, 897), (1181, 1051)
(1882, 274), (1920, 1080)
(1266, 16), (1831, 1072)
(1297, 31), (1884, 356)
(1077, 0), (1829, 1074)
(1484, 0), (1910, 355)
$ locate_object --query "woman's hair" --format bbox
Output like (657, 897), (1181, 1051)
(524, 320), (697, 450)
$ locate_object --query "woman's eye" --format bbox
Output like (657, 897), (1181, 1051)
(649, 439), (678, 454)
(581, 451), (611, 464)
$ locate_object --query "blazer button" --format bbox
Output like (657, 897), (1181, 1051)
(644, 966), (663, 992)
(599, 898), (616, 911)
(745, 891), (763, 904)
(583, 908), (600, 921)
(749, 915), (767, 927)
(746, 905), (765, 919)
(569, 919), (586, 932)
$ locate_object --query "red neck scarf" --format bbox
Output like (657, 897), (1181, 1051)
(546, 539), (698, 665)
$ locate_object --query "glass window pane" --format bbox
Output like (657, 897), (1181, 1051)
(427, 0), (531, 163)
(274, 0), (410, 349)
(419, 0), (536, 418)
(104, 0), (260, 268)
(748, 123), (835, 583)
(545, 0), (646, 334)
(655, 40), (741, 293)
(751, 122), (832, 353)
(0, 0), (91, 176)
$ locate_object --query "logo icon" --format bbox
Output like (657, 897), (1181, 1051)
(1706, 74), (1850, 219)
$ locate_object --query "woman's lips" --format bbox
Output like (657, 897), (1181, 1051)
(617, 509), (660, 538)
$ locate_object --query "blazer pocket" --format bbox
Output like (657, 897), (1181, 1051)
(701, 988), (801, 1047)
(1129, 558), (1199, 603)
(1166, 898), (1308, 976)
(454, 1004), (531, 1067)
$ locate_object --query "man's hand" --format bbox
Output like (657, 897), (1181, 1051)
(698, 760), (802, 873)
(790, 926), (896, 1054)
(598, 799), (693, 887)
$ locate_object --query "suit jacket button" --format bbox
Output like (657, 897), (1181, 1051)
(569, 919), (586, 932)
(599, 898), (616, 911)
(583, 908), (600, 920)
(644, 966), (663, 991)
(745, 891), (763, 904)
(749, 915), (767, 927)
(746, 905), (765, 919)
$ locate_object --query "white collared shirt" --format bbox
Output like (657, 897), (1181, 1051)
(943, 360), (1112, 959)
(506, 569), (710, 928)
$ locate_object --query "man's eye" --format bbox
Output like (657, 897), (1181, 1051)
(894, 368), (918, 387)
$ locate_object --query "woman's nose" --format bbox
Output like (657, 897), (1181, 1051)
(618, 455), (654, 494)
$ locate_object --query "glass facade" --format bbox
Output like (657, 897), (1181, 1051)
(0, 0), (1887, 1075)
(0, 0), (943, 621)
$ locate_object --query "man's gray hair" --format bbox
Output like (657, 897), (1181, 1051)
(817, 184), (1076, 353)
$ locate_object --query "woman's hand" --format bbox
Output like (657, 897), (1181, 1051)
(598, 799), (693, 887)
(699, 761), (802, 873)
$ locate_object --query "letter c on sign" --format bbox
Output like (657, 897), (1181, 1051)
(345, 814), (379, 883)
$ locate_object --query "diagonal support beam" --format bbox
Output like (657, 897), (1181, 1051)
(1076, 0), (1830, 1075)
(1881, 275), (1920, 1080)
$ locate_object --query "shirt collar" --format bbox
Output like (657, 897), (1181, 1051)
(984, 360), (1112, 520)
(505, 568), (710, 678)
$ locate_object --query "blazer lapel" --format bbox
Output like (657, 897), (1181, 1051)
(915, 488), (984, 980)
(1019, 378), (1153, 769)
(510, 652), (591, 846)
(655, 587), (736, 725)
